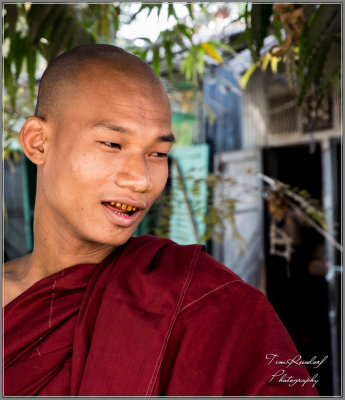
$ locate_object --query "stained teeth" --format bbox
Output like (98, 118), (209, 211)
(108, 202), (137, 212)
(114, 211), (128, 216)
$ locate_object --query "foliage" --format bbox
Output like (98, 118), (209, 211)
(297, 4), (341, 105)
(243, 3), (273, 61)
(146, 171), (333, 256)
(264, 177), (342, 253)
(266, 180), (328, 231)
(3, 80), (33, 161)
(284, 186), (328, 231)
(3, 4), (95, 108)
(147, 172), (247, 251)
(238, 4), (341, 105)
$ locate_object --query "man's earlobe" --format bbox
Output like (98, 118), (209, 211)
(20, 117), (47, 165)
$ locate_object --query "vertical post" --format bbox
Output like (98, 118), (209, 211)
(321, 138), (340, 396)
(21, 155), (36, 253)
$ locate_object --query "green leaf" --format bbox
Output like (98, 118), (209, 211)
(45, 13), (74, 60)
(167, 3), (178, 20)
(175, 23), (194, 43)
(197, 46), (205, 75)
(209, 40), (237, 57)
(199, 4), (209, 16)
(318, 39), (341, 105)
(305, 5), (340, 51)
(156, 4), (163, 19)
(112, 6), (120, 38)
(10, 35), (26, 78)
(298, 5), (341, 103)
(163, 40), (174, 77)
(4, 4), (18, 39)
(27, 4), (55, 42)
(130, 4), (161, 22)
(4, 58), (16, 109)
(299, 4), (340, 77)
(135, 37), (152, 45)
(152, 46), (160, 76)
(129, 4), (146, 22)
(302, 4), (318, 24)
(243, 3), (251, 51)
(28, 4), (66, 45)
(69, 26), (95, 49)
(140, 48), (150, 62)
(100, 4), (110, 43)
(180, 50), (194, 81)
(186, 3), (194, 20)
(250, 4), (273, 60)
(272, 13), (282, 44)
(26, 46), (37, 100)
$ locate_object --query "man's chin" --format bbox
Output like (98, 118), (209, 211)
(82, 213), (146, 247)
(95, 226), (138, 248)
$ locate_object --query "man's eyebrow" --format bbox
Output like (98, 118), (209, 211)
(92, 120), (175, 143)
(92, 121), (129, 133)
(159, 133), (175, 143)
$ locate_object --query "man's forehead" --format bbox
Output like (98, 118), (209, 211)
(92, 120), (175, 142)
(78, 58), (160, 88)
(49, 55), (171, 128)
(74, 63), (170, 114)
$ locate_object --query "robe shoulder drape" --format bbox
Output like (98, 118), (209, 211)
(4, 235), (319, 396)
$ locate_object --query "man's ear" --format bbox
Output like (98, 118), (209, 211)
(20, 117), (48, 165)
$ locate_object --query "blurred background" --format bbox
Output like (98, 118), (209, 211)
(3, 3), (342, 396)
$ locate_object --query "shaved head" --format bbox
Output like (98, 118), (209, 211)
(21, 43), (173, 252)
(35, 44), (165, 122)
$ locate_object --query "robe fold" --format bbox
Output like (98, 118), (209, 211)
(4, 235), (319, 396)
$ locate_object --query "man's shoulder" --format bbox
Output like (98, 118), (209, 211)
(182, 249), (264, 312)
(3, 254), (32, 307)
(129, 234), (205, 263)
(130, 235), (260, 310)
(3, 254), (31, 280)
(130, 234), (249, 287)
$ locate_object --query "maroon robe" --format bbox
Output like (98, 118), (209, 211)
(4, 235), (319, 396)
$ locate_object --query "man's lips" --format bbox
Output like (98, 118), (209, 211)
(102, 199), (146, 213)
(103, 201), (136, 214)
(101, 199), (146, 226)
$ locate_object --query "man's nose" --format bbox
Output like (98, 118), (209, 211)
(115, 155), (153, 193)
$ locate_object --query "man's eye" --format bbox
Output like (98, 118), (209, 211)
(151, 152), (168, 158)
(102, 141), (121, 149)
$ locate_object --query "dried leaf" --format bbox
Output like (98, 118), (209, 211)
(201, 42), (222, 65)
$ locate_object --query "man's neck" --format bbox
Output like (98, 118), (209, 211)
(29, 228), (116, 282)
(20, 209), (116, 284)
(3, 232), (115, 308)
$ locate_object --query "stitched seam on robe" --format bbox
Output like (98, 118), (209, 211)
(144, 245), (201, 397)
(179, 279), (242, 314)
(48, 280), (57, 328)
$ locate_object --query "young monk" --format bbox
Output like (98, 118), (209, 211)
(3, 45), (319, 396)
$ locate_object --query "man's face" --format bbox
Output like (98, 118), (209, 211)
(40, 64), (173, 248)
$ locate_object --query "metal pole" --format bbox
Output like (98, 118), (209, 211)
(321, 138), (340, 396)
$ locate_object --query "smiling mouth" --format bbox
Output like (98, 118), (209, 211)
(102, 201), (138, 216)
